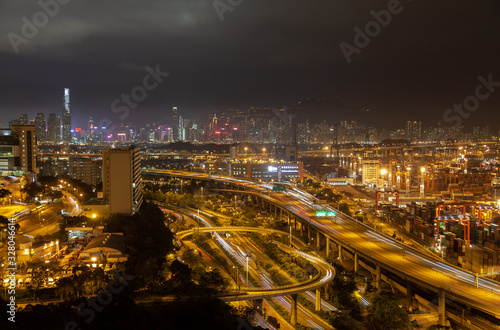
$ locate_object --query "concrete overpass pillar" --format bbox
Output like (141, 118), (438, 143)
(438, 289), (446, 327)
(291, 294), (298, 326)
(406, 282), (413, 312)
(253, 299), (263, 313)
(354, 253), (359, 273)
(338, 245), (343, 264)
(326, 238), (330, 258)
(315, 289), (321, 311)
(316, 231), (320, 250)
(376, 265), (381, 291)
(299, 219), (303, 235)
(287, 214), (290, 225)
(308, 225), (311, 241)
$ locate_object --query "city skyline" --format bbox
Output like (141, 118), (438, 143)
(1, 1), (500, 129)
(2, 2), (500, 329)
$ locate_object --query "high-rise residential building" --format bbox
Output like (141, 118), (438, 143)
(9, 114), (28, 127)
(406, 121), (422, 141)
(102, 146), (143, 215)
(34, 113), (46, 142)
(62, 88), (72, 142)
(68, 157), (101, 187)
(19, 114), (28, 125)
(172, 107), (179, 141)
(9, 125), (37, 173)
(47, 113), (61, 142)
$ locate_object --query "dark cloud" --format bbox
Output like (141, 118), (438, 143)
(1, 0), (499, 129)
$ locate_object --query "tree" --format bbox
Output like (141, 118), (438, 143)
(169, 260), (192, 283)
(182, 249), (201, 266)
(0, 216), (10, 241)
(50, 190), (63, 201)
(367, 290), (411, 330)
(55, 277), (74, 300)
(0, 188), (11, 202)
(327, 262), (361, 320)
(198, 269), (228, 292)
(338, 202), (353, 216)
(21, 182), (44, 201)
(109, 202), (175, 287)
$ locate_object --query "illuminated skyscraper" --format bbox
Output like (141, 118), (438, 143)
(62, 88), (71, 142)
(172, 107), (179, 141)
(47, 113), (61, 142)
(88, 116), (94, 135)
(34, 113), (46, 142)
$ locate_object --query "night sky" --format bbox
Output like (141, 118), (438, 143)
(1, 0), (499, 130)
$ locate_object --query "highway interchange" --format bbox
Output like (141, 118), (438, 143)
(145, 169), (500, 328)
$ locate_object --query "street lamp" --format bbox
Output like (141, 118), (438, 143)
(406, 167), (411, 197)
(381, 169), (387, 188)
(246, 255), (249, 287)
(197, 209), (200, 234)
(233, 266), (239, 291)
(420, 167), (425, 198)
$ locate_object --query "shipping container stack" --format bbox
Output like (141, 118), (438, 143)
(463, 246), (500, 274)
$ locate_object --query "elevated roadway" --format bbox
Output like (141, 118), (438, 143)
(177, 227), (335, 301)
(146, 169), (500, 328)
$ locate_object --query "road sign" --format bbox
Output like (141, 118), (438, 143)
(316, 210), (327, 217)
(327, 211), (336, 218)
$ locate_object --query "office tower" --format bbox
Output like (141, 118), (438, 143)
(191, 123), (198, 142)
(102, 146), (143, 215)
(178, 115), (184, 141)
(47, 113), (61, 142)
(10, 125), (37, 173)
(19, 114), (28, 125)
(172, 107), (179, 141)
(34, 113), (46, 142)
(62, 88), (71, 142)
(362, 159), (381, 186)
(88, 116), (94, 135)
